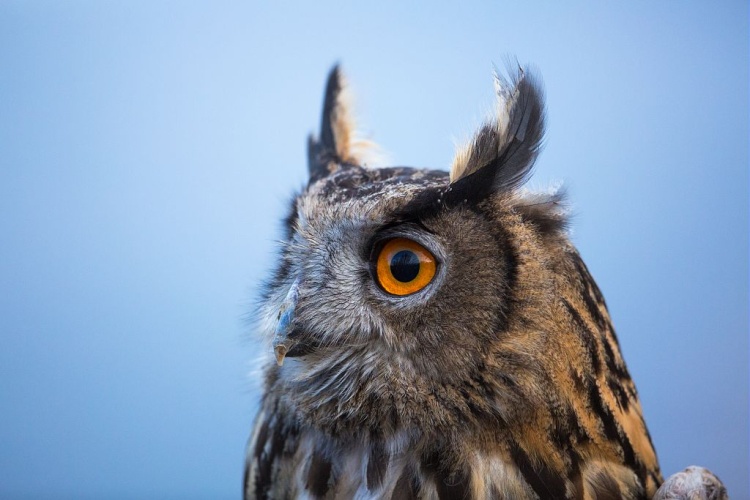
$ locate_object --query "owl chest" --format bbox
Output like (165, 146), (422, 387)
(256, 428), (538, 499)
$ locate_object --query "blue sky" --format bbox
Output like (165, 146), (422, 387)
(1, 1), (747, 498)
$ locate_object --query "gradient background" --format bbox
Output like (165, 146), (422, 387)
(1, 2), (747, 498)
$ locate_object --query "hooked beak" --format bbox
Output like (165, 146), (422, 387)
(273, 281), (298, 366)
(272, 281), (318, 366)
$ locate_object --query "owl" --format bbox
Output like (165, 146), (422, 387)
(244, 65), (723, 500)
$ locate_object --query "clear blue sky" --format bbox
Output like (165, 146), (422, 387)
(1, 1), (747, 498)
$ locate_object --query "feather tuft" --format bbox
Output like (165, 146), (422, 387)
(449, 64), (545, 199)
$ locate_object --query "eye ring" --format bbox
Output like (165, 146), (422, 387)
(375, 238), (437, 296)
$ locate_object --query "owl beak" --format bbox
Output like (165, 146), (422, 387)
(272, 281), (300, 367)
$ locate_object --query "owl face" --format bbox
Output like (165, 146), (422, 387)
(264, 165), (513, 373)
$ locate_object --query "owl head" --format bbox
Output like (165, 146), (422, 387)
(250, 65), (664, 499)
(260, 65), (570, 436)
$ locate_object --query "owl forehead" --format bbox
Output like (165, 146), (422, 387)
(298, 165), (450, 229)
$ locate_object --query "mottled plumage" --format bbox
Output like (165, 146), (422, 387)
(244, 65), (722, 499)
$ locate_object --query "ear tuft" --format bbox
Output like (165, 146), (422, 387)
(308, 65), (359, 183)
(448, 65), (545, 201)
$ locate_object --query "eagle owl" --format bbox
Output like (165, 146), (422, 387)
(244, 65), (722, 499)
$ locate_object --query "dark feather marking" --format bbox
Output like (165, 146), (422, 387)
(585, 381), (645, 486)
(280, 420), (300, 458)
(570, 252), (606, 305)
(308, 66), (346, 183)
(318, 66), (341, 158)
(253, 418), (272, 500)
(388, 402), (400, 431)
(571, 256), (629, 381)
(460, 369), (501, 421)
(468, 366), (497, 395)
(568, 252), (634, 386)
(578, 282), (607, 331)
(367, 441), (389, 491)
(306, 450), (332, 497)
(575, 367), (651, 489)
(255, 420), (287, 498)
(570, 368), (591, 396)
(253, 418), (270, 459)
(607, 377), (631, 411)
(550, 405), (579, 456)
(435, 468), (472, 500)
(599, 332), (630, 381)
(564, 404), (591, 444)
(390, 185), (453, 224)
(387, 172), (491, 227)
(589, 470), (623, 500)
(509, 442), (568, 500)
(391, 465), (420, 500)
(444, 155), (503, 206)
(419, 450), (472, 500)
(562, 298), (602, 375)
(569, 451), (585, 500)
(484, 206), (520, 333)
(269, 420), (286, 460)
(649, 471), (663, 491)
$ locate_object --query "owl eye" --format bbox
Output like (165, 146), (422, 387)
(375, 238), (437, 296)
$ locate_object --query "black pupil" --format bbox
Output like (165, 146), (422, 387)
(390, 250), (420, 283)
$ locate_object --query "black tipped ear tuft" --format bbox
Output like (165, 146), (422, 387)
(447, 65), (545, 203)
(308, 65), (357, 184)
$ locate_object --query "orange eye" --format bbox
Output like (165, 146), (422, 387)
(375, 238), (437, 296)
